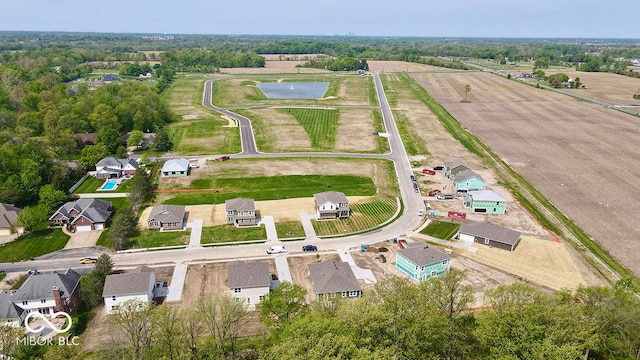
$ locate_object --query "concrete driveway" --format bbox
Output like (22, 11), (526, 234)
(64, 231), (102, 249)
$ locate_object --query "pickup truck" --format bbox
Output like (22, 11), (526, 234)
(422, 169), (436, 175)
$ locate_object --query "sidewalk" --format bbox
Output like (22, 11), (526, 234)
(298, 212), (319, 241)
(186, 219), (203, 247)
(261, 216), (278, 242)
(165, 262), (188, 302)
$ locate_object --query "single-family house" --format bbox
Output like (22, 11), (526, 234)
(123, 132), (155, 150)
(225, 198), (256, 226)
(396, 242), (451, 282)
(458, 221), (522, 252)
(1, 269), (81, 322)
(228, 261), (271, 307)
(313, 192), (350, 219)
(464, 190), (507, 214)
(308, 260), (362, 300)
(147, 205), (185, 230)
(102, 266), (165, 315)
(444, 160), (471, 179)
(75, 132), (97, 147)
(102, 73), (121, 82)
(161, 158), (190, 177)
(49, 199), (113, 232)
(0, 203), (23, 236)
(453, 169), (485, 192)
(95, 157), (139, 179)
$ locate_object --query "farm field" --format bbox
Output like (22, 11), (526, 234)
(410, 70), (640, 276)
(313, 196), (398, 236)
(545, 70), (640, 109)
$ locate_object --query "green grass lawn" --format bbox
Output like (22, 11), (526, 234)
(395, 111), (429, 156)
(0, 273), (6, 282)
(275, 221), (306, 239)
(164, 175), (376, 206)
(277, 108), (339, 150)
(129, 229), (191, 248)
(420, 220), (460, 240)
(0, 228), (70, 262)
(73, 176), (134, 194)
(313, 196), (398, 236)
(200, 225), (267, 244)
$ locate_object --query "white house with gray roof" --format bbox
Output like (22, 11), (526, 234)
(228, 261), (271, 308)
(458, 221), (522, 252)
(49, 199), (113, 232)
(95, 156), (139, 179)
(102, 266), (165, 315)
(313, 191), (350, 219)
(161, 158), (190, 177)
(147, 205), (185, 230)
(308, 260), (362, 300)
(225, 198), (256, 226)
(0, 269), (81, 326)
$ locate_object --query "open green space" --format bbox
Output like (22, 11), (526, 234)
(0, 229), (70, 263)
(129, 229), (191, 248)
(275, 221), (306, 239)
(164, 175), (376, 205)
(394, 111), (429, 156)
(277, 108), (339, 149)
(200, 225), (267, 244)
(313, 196), (397, 236)
(420, 220), (460, 240)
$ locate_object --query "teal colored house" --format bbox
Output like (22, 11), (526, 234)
(396, 243), (451, 282)
(465, 190), (507, 214)
(161, 158), (190, 177)
(453, 169), (485, 192)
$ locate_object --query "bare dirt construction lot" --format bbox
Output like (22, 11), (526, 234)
(410, 71), (640, 276)
(545, 70), (640, 109)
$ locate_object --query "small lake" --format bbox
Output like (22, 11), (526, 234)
(257, 82), (329, 99)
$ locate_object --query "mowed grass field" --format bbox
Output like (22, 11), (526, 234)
(164, 76), (240, 155)
(313, 196), (398, 236)
(410, 70), (640, 276)
(420, 220), (460, 240)
(200, 225), (267, 244)
(0, 229), (70, 262)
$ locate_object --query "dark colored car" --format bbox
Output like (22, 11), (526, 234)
(302, 245), (318, 252)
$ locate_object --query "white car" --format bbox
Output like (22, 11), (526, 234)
(418, 210), (425, 216)
(189, 163), (199, 168)
(267, 246), (286, 254)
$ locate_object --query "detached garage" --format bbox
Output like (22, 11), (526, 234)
(457, 221), (522, 252)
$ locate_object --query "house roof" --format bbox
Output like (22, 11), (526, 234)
(75, 132), (97, 145)
(454, 169), (485, 183)
(308, 260), (361, 295)
(397, 243), (450, 267)
(459, 221), (522, 246)
(48, 199), (113, 224)
(468, 190), (506, 202)
(161, 158), (190, 172)
(11, 269), (81, 301)
(445, 159), (471, 171)
(96, 157), (139, 170)
(0, 291), (24, 321)
(148, 205), (185, 224)
(228, 261), (270, 289)
(0, 203), (22, 229)
(313, 191), (348, 206)
(102, 73), (120, 82)
(102, 267), (155, 297)
(225, 198), (255, 212)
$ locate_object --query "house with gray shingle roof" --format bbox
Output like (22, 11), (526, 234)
(49, 199), (113, 232)
(458, 221), (522, 252)
(453, 169), (485, 192)
(396, 243), (451, 282)
(95, 157), (139, 179)
(0, 269), (82, 325)
(225, 198), (256, 226)
(228, 261), (271, 307)
(147, 205), (185, 230)
(161, 158), (190, 177)
(0, 203), (23, 236)
(464, 190), (507, 214)
(308, 260), (362, 300)
(444, 159), (471, 179)
(313, 191), (350, 219)
(102, 266), (164, 315)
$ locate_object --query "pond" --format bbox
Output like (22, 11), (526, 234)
(257, 82), (329, 99)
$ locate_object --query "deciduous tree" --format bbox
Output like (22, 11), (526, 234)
(260, 281), (308, 330)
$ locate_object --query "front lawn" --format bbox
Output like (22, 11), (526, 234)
(129, 229), (191, 248)
(313, 196), (398, 236)
(275, 221), (306, 239)
(0, 228), (70, 262)
(420, 220), (460, 240)
(200, 225), (266, 244)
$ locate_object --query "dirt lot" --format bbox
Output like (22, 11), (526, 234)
(410, 71), (640, 276)
(545, 70), (640, 108)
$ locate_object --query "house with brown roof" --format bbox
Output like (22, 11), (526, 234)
(102, 266), (166, 315)
(458, 221), (522, 252)
(228, 261), (271, 307)
(0, 203), (23, 236)
(225, 198), (256, 226)
(147, 205), (185, 230)
(313, 191), (350, 219)
(308, 260), (362, 300)
(48, 199), (113, 232)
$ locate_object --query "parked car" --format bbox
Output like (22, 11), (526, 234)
(428, 189), (441, 197)
(189, 163), (199, 168)
(27, 269), (38, 275)
(422, 169), (436, 175)
(432, 165), (444, 171)
(418, 209), (425, 216)
(218, 155), (230, 161)
(79, 257), (98, 264)
(302, 245), (318, 252)
(267, 245), (286, 254)
(410, 175), (416, 182)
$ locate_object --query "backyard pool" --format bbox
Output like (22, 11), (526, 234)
(101, 179), (118, 191)
(257, 82), (329, 99)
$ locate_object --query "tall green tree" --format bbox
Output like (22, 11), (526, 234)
(260, 281), (308, 330)
(128, 168), (152, 212)
(38, 184), (67, 214)
(108, 207), (137, 250)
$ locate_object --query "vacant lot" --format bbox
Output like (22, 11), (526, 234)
(545, 70), (640, 108)
(411, 71), (640, 275)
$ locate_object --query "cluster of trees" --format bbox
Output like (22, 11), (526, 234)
(108, 168), (153, 250)
(159, 49), (265, 72)
(120, 62), (154, 77)
(300, 57), (369, 71)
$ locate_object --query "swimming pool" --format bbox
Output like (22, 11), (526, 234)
(101, 179), (118, 191)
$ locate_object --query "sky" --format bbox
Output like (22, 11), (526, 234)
(0, 0), (638, 39)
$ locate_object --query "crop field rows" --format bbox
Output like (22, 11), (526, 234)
(313, 196), (397, 236)
(277, 108), (339, 149)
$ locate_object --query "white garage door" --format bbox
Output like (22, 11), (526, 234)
(95, 224), (104, 230)
(459, 233), (475, 243)
(76, 225), (92, 232)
